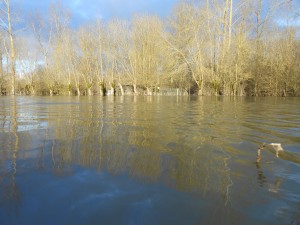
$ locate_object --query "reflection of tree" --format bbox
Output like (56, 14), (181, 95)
(255, 162), (283, 194)
(0, 97), (20, 215)
(50, 101), (79, 175)
(78, 102), (102, 169)
(37, 127), (47, 170)
(0, 95), (244, 223)
(41, 96), (235, 205)
(256, 162), (267, 187)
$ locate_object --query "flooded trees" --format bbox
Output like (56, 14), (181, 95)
(3, 0), (299, 96)
(249, 0), (299, 96)
(0, 31), (7, 95)
(49, 2), (72, 95)
(30, 11), (53, 95)
(94, 21), (106, 96)
(78, 26), (98, 96)
(0, 0), (16, 95)
(164, 3), (198, 95)
(107, 19), (138, 95)
(131, 15), (164, 95)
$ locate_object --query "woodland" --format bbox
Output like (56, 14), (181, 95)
(0, 0), (299, 96)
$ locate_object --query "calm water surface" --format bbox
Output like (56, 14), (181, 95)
(0, 96), (299, 225)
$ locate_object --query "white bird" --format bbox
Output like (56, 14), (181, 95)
(256, 143), (300, 165)
(269, 143), (284, 157)
(256, 143), (284, 162)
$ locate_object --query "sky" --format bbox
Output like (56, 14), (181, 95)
(11, 0), (299, 28)
(14, 0), (179, 26)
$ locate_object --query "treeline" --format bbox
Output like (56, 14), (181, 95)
(0, 0), (299, 96)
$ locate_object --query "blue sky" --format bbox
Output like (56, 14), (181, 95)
(12, 0), (300, 26)
(10, 0), (300, 33)
(16, 0), (179, 26)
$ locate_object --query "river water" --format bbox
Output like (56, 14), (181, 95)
(0, 96), (299, 225)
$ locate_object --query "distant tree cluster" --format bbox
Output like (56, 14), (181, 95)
(0, 0), (299, 96)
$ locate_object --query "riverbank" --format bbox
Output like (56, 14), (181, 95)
(1, 82), (300, 97)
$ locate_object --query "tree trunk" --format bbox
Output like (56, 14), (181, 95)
(133, 84), (137, 95)
(110, 88), (114, 96)
(0, 54), (3, 78)
(283, 85), (287, 97)
(77, 87), (81, 96)
(118, 83), (124, 96)
(31, 86), (35, 95)
(108, 82), (114, 96)
(87, 88), (92, 96)
(99, 85), (104, 96)
(239, 81), (244, 96)
(197, 80), (203, 96)
(146, 87), (152, 96)
(6, 1), (16, 95)
(68, 83), (71, 96)
(228, 0), (233, 51)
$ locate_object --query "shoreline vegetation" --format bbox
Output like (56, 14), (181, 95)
(0, 0), (299, 97)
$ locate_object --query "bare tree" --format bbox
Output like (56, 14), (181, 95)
(30, 11), (53, 69)
(107, 19), (138, 94)
(0, 0), (16, 95)
(48, 1), (71, 95)
(0, 0), (297, 96)
(131, 15), (164, 95)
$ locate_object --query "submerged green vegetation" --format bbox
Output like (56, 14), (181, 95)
(0, 0), (299, 96)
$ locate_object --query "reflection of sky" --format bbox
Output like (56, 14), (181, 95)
(1, 114), (47, 132)
(0, 169), (207, 225)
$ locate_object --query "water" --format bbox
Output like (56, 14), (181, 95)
(0, 96), (299, 225)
